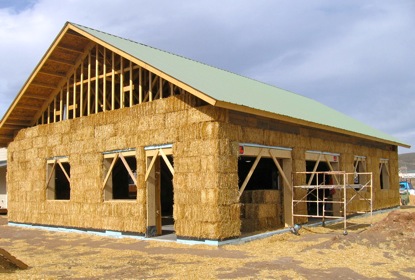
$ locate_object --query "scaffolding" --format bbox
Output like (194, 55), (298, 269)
(292, 171), (373, 234)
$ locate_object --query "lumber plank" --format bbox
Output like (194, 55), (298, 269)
(0, 248), (29, 270)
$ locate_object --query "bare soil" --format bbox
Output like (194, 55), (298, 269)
(1, 207), (415, 279)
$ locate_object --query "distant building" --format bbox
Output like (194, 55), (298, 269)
(0, 148), (6, 212)
(399, 166), (415, 185)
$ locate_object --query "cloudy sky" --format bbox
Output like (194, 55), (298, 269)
(0, 0), (414, 153)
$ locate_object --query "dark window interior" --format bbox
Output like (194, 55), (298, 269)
(238, 157), (279, 190)
(55, 162), (71, 200)
(160, 155), (174, 218)
(112, 156), (137, 199)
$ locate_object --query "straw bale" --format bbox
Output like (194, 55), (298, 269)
(71, 126), (95, 141)
(164, 110), (188, 128)
(46, 134), (62, 147)
(104, 216), (125, 230)
(250, 190), (280, 204)
(174, 156), (201, 173)
(49, 120), (71, 135)
(123, 217), (145, 233)
(95, 124), (116, 139)
(104, 135), (128, 151)
(199, 155), (236, 173)
(200, 188), (239, 205)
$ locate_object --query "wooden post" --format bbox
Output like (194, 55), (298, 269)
(146, 155), (157, 237)
(129, 61), (133, 107)
(120, 57), (124, 108)
(103, 47), (107, 112)
(149, 72), (152, 102)
(138, 67), (142, 104)
(111, 51), (115, 111)
(66, 80), (69, 120)
(80, 61), (84, 117)
(53, 96), (56, 123)
(87, 52), (91, 116)
(59, 89), (63, 121)
(159, 77), (163, 99)
(95, 46), (99, 114)
(73, 71), (77, 118)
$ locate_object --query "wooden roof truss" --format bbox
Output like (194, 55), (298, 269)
(0, 26), (193, 146)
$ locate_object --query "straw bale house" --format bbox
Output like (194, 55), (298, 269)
(0, 22), (409, 241)
(0, 148), (7, 212)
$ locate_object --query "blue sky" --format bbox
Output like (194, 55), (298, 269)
(0, 0), (414, 153)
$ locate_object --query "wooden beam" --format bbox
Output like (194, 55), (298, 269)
(145, 150), (159, 181)
(80, 60), (84, 117)
(53, 96), (56, 123)
(119, 153), (137, 186)
(57, 160), (71, 184)
(238, 149), (263, 198)
(56, 44), (83, 54)
(14, 104), (39, 111)
(149, 72), (152, 102)
(129, 61), (133, 107)
(95, 46), (99, 114)
(138, 66), (142, 104)
(73, 70), (77, 119)
(87, 52), (91, 116)
(103, 47), (107, 112)
(66, 80), (69, 120)
(38, 70), (66, 78)
(120, 57), (124, 108)
(159, 149), (174, 175)
(59, 89), (63, 121)
(307, 153), (322, 186)
(48, 57), (74, 66)
(102, 154), (119, 190)
(111, 51), (115, 111)
(269, 150), (291, 189)
(31, 82), (57, 89)
(24, 94), (49, 101)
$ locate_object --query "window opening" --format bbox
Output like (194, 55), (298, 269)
(354, 156), (366, 185)
(46, 157), (71, 200)
(238, 157), (280, 191)
(102, 151), (137, 200)
(379, 159), (390, 190)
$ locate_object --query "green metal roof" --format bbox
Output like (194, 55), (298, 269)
(72, 23), (408, 147)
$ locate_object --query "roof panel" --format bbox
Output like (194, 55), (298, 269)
(72, 23), (408, 147)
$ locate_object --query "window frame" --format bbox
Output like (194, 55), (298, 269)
(379, 158), (390, 190)
(46, 156), (71, 200)
(102, 149), (137, 201)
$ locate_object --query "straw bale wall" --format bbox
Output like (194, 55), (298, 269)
(240, 190), (282, 232)
(7, 91), (400, 240)
(226, 110), (400, 225)
(8, 93), (240, 240)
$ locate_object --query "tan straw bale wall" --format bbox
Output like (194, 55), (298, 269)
(7, 92), (400, 240)
(225, 111), (400, 226)
(8, 93), (242, 239)
(240, 190), (282, 233)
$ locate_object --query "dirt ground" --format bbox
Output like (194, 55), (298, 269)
(1, 207), (415, 279)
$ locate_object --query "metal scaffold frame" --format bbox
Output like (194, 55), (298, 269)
(292, 171), (373, 235)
